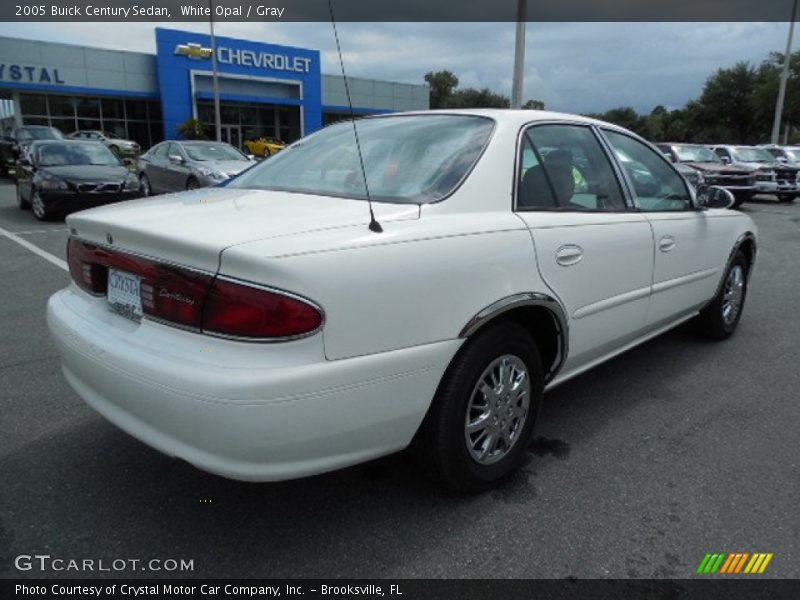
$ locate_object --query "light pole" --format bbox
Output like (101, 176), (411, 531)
(209, 0), (222, 142)
(511, 0), (527, 109)
(771, 0), (798, 144)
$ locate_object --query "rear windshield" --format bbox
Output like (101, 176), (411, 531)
(228, 115), (495, 204)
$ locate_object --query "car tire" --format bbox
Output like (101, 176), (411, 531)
(139, 174), (151, 197)
(731, 192), (749, 209)
(186, 177), (199, 191)
(16, 184), (30, 210)
(694, 250), (749, 340)
(778, 194), (795, 203)
(413, 322), (543, 492)
(30, 191), (52, 221)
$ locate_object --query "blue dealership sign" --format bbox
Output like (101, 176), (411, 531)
(155, 27), (322, 140)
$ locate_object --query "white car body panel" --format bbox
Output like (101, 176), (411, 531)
(48, 109), (758, 481)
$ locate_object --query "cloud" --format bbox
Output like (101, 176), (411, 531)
(0, 21), (788, 113)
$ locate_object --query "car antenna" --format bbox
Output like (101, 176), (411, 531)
(328, 0), (383, 233)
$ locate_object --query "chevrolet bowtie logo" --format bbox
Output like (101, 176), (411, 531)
(174, 43), (213, 60)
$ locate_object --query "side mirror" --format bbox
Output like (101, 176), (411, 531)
(168, 154), (184, 164)
(720, 156), (731, 164)
(246, 154), (256, 161)
(696, 185), (735, 209)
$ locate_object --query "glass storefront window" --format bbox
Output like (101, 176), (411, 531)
(126, 99), (147, 120)
(19, 94), (47, 117)
(49, 96), (76, 119)
(77, 119), (101, 132)
(126, 121), (149, 148)
(147, 101), (162, 120)
(50, 117), (76, 135)
(104, 120), (127, 138)
(102, 98), (125, 120)
(76, 97), (100, 118)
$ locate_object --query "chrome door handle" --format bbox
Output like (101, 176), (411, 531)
(659, 235), (676, 252)
(555, 244), (583, 266)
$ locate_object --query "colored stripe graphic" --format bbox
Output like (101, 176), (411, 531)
(719, 554), (736, 573)
(699, 553), (774, 574)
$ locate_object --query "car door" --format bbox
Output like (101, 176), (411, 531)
(515, 123), (655, 373)
(145, 143), (171, 193)
(602, 129), (730, 328)
(164, 142), (192, 192)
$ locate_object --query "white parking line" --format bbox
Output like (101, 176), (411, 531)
(12, 228), (70, 235)
(0, 224), (68, 272)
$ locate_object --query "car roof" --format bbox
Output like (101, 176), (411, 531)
(30, 139), (105, 146)
(366, 108), (629, 131)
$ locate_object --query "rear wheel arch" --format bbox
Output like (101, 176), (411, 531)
(459, 293), (568, 384)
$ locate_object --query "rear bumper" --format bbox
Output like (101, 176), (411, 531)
(42, 190), (142, 211)
(47, 286), (459, 481)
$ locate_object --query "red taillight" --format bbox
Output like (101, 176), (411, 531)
(204, 278), (323, 339)
(141, 265), (212, 329)
(66, 238), (322, 339)
(67, 239), (106, 295)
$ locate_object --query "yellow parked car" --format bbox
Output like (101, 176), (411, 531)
(243, 137), (286, 158)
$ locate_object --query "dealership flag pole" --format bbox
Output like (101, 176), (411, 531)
(209, 0), (222, 143)
(511, 0), (527, 109)
(771, 0), (797, 144)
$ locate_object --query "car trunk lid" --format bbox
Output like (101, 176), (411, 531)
(66, 187), (419, 273)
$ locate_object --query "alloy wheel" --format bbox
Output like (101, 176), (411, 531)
(464, 354), (531, 465)
(721, 264), (745, 325)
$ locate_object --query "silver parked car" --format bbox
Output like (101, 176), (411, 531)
(68, 130), (140, 157)
(137, 140), (255, 195)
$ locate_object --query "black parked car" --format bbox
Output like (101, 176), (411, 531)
(0, 125), (65, 177)
(16, 140), (142, 221)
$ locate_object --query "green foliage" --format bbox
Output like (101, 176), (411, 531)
(424, 69), (544, 110)
(176, 118), (208, 141)
(585, 50), (800, 143)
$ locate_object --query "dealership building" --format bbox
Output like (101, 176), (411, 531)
(0, 27), (429, 149)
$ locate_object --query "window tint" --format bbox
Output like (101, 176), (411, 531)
(517, 124), (626, 211)
(604, 130), (692, 211)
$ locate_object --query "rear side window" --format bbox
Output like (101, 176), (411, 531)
(517, 124), (626, 211)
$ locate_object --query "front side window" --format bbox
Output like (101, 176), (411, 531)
(228, 115), (495, 204)
(604, 130), (692, 211)
(517, 124), (626, 211)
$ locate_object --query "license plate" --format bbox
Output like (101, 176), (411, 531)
(107, 268), (143, 321)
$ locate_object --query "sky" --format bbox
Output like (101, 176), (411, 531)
(0, 21), (789, 114)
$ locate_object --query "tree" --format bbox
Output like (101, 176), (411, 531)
(522, 99), (546, 110)
(690, 62), (763, 143)
(177, 118), (208, 140)
(424, 70), (459, 109)
(447, 87), (510, 108)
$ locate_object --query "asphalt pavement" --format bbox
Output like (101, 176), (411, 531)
(0, 180), (797, 579)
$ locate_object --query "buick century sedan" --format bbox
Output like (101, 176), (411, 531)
(47, 110), (757, 491)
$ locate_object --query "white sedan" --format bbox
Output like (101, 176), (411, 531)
(47, 110), (756, 491)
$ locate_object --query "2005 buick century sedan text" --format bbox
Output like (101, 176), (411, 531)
(47, 110), (756, 491)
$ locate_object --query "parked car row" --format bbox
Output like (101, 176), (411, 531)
(657, 142), (800, 207)
(136, 140), (255, 195)
(14, 136), (253, 221)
